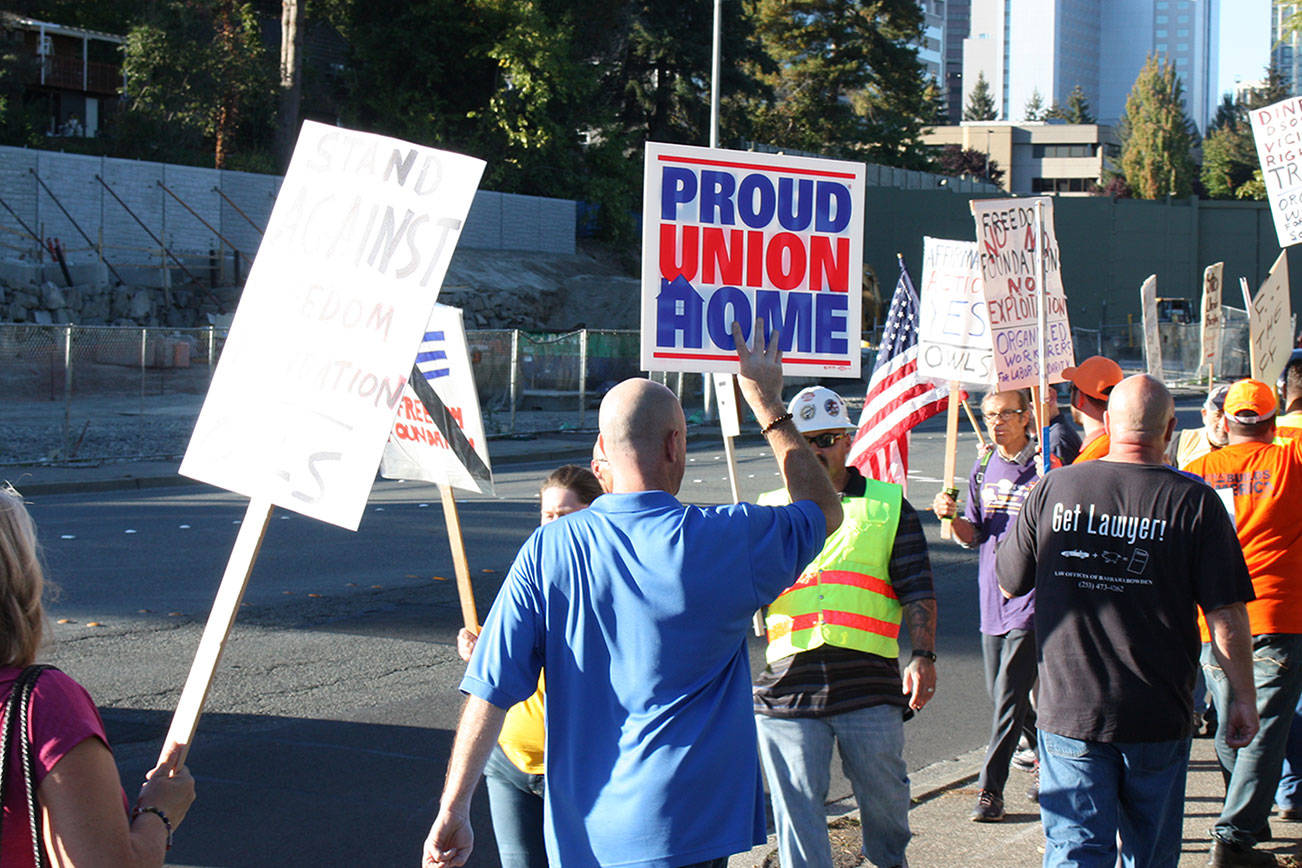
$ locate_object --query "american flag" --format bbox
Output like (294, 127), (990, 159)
(415, 330), (450, 380)
(848, 257), (952, 487)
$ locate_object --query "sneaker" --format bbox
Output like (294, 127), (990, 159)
(971, 789), (1005, 822)
(1277, 806), (1302, 821)
(1208, 838), (1276, 867)
(1012, 746), (1038, 772)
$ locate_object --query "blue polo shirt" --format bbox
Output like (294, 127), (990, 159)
(463, 490), (825, 868)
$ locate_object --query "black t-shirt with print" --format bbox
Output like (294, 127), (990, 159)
(997, 461), (1253, 743)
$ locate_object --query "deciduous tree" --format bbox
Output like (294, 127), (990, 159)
(1117, 55), (1197, 199)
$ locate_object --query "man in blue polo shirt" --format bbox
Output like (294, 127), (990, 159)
(423, 321), (843, 868)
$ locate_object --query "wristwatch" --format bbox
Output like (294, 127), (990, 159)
(910, 649), (937, 663)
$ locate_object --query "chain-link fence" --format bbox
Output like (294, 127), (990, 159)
(1070, 306), (1251, 383)
(0, 314), (1262, 466)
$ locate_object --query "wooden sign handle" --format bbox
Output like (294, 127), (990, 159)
(962, 399), (989, 450)
(440, 485), (479, 631)
(940, 383), (961, 540)
(161, 498), (274, 766)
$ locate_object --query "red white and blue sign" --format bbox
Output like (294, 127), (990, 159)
(641, 143), (865, 377)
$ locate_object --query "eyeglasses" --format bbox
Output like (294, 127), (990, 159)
(983, 409), (1026, 423)
(804, 432), (848, 448)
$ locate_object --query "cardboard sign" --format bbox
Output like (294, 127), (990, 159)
(641, 142), (864, 377)
(1139, 274), (1163, 381)
(1200, 262), (1224, 371)
(380, 305), (494, 495)
(1247, 251), (1293, 385)
(712, 373), (741, 438)
(969, 197), (1074, 389)
(180, 121), (485, 530)
(1251, 96), (1302, 247)
(917, 237), (994, 386)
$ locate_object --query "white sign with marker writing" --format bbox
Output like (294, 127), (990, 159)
(917, 236), (994, 387)
(1247, 252), (1293, 386)
(1139, 274), (1163, 381)
(1251, 96), (1302, 247)
(1200, 262), (1224, 371)
(180, 121), (485, 530)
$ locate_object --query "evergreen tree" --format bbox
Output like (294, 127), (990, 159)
(1023, 88), (1044, 122)
(749, 0), (933, 169)
(1064, 84), (1093, 123)
(1117, 55), (1197, 199)
(964, 70), (997, 121)
(1199, 67), (1286, 200)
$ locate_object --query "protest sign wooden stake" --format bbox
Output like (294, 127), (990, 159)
(1033, 201), (1052, 473)
(940, 383), (961, 540)
(962, 399), (988, 450)
(440, 484), (479, 631)
(161, 499), (273, 765)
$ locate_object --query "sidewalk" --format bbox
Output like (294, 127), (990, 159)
(730, 737), (1302, 867)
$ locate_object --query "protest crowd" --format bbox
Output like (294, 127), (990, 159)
(5, 117), (1302, 868)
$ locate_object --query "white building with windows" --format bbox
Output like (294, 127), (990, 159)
(962, 0), (1218, 132)
(922, 121), (1122, 196)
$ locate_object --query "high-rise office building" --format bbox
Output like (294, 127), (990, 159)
(945, 0), (972, 122)
(1272, 4), (1302, 94)
(962, 0), (1218, 131)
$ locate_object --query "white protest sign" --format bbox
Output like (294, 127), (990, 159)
(642, 142), (865, 377)
(1251, 96), (1302, 247)
(917, 237), (994, 387)
(1139, 274), (1163, 381)
(1200, 261), (1224, 372)
(1247, 251), (1293, 385)
(969, 197), (1074, 389)
(380, 305), (494, 496)
(180, 121), (485, 530)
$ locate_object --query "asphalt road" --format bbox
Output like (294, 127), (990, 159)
(27, 397), (1207, 867)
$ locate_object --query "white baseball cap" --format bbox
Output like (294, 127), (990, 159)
(787, 386), (857, 434)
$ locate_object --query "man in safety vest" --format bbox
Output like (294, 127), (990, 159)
(754, 386), (937, 868)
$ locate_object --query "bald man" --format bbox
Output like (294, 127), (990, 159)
(424, 322), (842, 868)
(997, 375), (1258, 868)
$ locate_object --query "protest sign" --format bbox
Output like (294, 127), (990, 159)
(1246, 251), (1293, 385)
(642, 142), (865, 377)
(180, 121), (484, 532)
(1250, 96), (1302, 247)
(969, 197), (1074, 390)
(1200, 262), (1224, 375)
(380, 305), (493, 496)
(1139, 274), (1163, 381)
(917, 237), (993, 387)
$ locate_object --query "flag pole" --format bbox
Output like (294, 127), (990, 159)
(1034, 200), (1050, 474)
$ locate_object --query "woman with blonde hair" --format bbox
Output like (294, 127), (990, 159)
(0, 487), (195, 866)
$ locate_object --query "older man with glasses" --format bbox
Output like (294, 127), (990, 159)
(753, 386), (937, 868)
(932, 388), (1059, 822)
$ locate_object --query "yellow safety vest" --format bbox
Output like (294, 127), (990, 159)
(758, 481), (903, 664)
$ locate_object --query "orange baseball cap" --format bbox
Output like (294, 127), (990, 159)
(1223, 379), (1277, 423)
(1061, 356), (1124, 400)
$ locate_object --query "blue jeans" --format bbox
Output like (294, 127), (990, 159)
(1037, 731), (1189, 868)
(1275, 693), (1302, 810)
(483, 744), (547, 868)
(1202, 633), (1302, 847)
(756, 705), (910, 868)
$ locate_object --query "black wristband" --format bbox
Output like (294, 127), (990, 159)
(133, 805), (173, 850)
(910, 649), (937, 663)
(760, 412), (793, 435)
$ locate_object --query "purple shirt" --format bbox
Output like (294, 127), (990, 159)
(963, 448), (1046, 635)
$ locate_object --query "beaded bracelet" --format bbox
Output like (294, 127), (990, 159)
(133, 805), (173, 850)
(760, 412), (793, 435)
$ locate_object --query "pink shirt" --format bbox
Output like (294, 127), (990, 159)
(0, 667), (118, 867)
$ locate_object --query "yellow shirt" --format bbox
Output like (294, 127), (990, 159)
(497, 674), (546, 775)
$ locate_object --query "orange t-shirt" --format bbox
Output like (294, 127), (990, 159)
(1074, 432), (1110, 463)
(1188, 437), (1302, 637)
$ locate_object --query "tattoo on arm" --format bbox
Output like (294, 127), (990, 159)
(903, 599), (937, 653)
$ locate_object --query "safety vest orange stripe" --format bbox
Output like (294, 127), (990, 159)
(781, 609), (901, 639)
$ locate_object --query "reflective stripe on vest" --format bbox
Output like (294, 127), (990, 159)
(758, 480), (903, 663)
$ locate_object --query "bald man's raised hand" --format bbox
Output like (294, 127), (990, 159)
(732, 319), (783, 413)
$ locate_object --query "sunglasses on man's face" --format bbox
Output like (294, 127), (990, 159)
(804, 432), (848, 448)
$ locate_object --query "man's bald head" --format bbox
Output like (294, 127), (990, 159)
(598, 378), (687, 491)
(1105, 374), (1175, 451)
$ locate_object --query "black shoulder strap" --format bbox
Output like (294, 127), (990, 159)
(974, 448), (995, 496)
(0, 664), (56, 868)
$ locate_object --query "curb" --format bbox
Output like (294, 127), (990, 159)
(5, 426), (766, 497)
